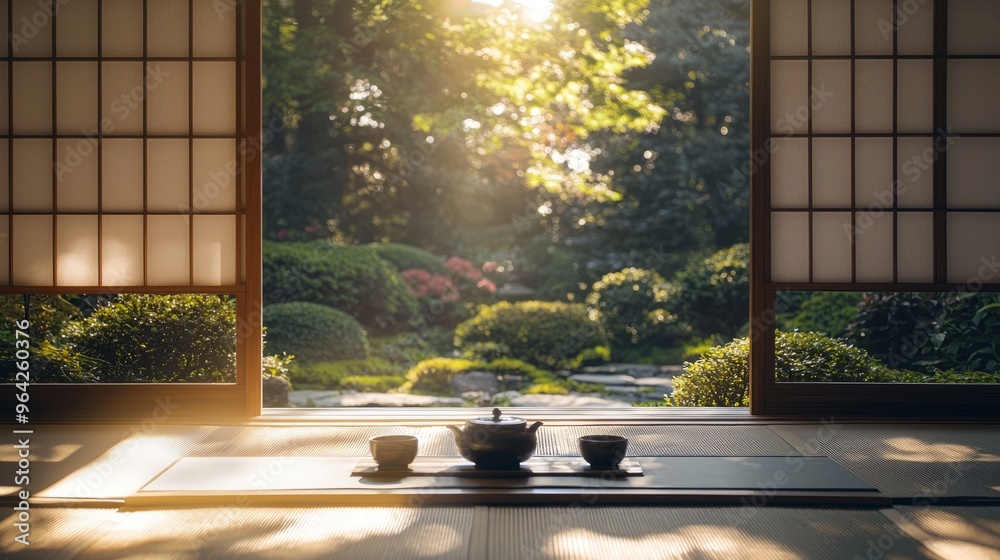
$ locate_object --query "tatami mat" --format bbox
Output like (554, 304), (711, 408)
(190, 426), (458, 456)
(0, 425), (128, 500)
(0, 507), (120, 559)
(483, 506), (935, 560)
(536, 425), (800, 456)
(894, 506), (1000, 560)
(0, 507), (473, 560)
(2, 505), (947, 559)
(775, 424), (1000, 498)
(35, 426), (217, 500)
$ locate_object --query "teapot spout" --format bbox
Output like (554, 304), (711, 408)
(445, 424), (463, 441)
(527, 421), (543, 434)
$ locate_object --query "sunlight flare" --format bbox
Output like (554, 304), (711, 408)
(475, 0), (555, 22)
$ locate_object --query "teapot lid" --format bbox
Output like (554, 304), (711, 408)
(468, 408), (527, 428)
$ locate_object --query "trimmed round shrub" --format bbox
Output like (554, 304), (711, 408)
(263, 241), (420, 334)
(371, 242), (447, 274)
(59, 294), (236, 383)
(287, 357), (400, 390)
(404, 357), (484, 393)
(460, 342), (513, 362)
(673, 243), (750, 337)
(586, 267), (684, 345)
(454, 301), (610, 370)
(264, 302), (368, 363)
(670, 331), (897, 407)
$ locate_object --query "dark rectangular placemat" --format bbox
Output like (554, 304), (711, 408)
(352, 456), (643, 477)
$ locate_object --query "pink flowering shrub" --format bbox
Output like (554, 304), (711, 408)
(446, 256), (497, 302)
(401, 269), (460, 303)
(445, 256), (482, 282)
(477, 278), (497, 294)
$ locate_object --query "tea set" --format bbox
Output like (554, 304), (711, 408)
(369, 408), (628, 471)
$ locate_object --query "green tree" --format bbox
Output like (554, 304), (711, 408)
(262, 0), (664, 252)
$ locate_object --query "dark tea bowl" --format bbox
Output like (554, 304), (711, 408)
(370, 435), (418, 469)
(578, 435), (629, 469)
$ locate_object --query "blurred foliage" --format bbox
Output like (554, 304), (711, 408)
(58, 295), (236, 383)
(523, 383), (569, 395)
(670, 331), (899, 407)
(586, 267), (687, 347)
(338, 374), (407, 392)
(264, 302), (369, 363)
(370, 243), (447, 274)
(482, 358), (551, 384)
(263, 0), (665, 251)
(262, 352), (296, 378)
(287, 357), (402, 390)
(455, 300), (609, 370)
(847, 292), (1000, 374)
(1, 295), (91, 382)
(917, 369), (1000, 383)
(370, 333), (436, 366)
(778, 292), (863, 338)
(673, 243), (749, 337)
(263, 241), (420, 334)
(403, 357), (483, 394)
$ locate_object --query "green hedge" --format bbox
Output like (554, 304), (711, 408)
(370, 242), (447, 274)
(670, 330), (897, 407)
(264, 302), (369, 363)
(455, 301), (610, 370)
(673, 243), (749, 337)
(339, 374), (407, 392)
(286, 357), (401, 390)
(263, 241), (421, 334)
(586, 267), (683, 346)
(847, 292), (1000, 374)
(59, 294), (236, 382)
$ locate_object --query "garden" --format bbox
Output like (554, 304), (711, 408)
(4, 0), (998, 403)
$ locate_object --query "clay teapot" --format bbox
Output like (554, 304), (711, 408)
(446, 408), (543, 469)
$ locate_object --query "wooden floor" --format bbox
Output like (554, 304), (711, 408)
(1, 421), (997, 559)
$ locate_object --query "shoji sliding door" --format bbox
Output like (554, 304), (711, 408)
(751, 0), (1000, 416)
(1, 0), (262, 420)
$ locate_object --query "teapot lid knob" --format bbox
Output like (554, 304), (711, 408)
(492, 408), (502, 421)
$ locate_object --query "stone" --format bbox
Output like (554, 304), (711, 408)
(569, 373), (636, 385)
(262, 375), (291, 407)
(461, 391), (493, 406)
(633, 377), (675, 389)
(449, 371), (500, 395)
(338, 393), (465, 407)
(578, 363), (663, 378)
(603, 385), (641, 394)
(288, 390), (342, 407)
(492, 390), (523, 402)
(495, 283), (536, 300)
(578, 363), (679, 377)
(509, 394), (631, 407)
(659, 365), (685, 376)
(498, 374), (524, 391)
